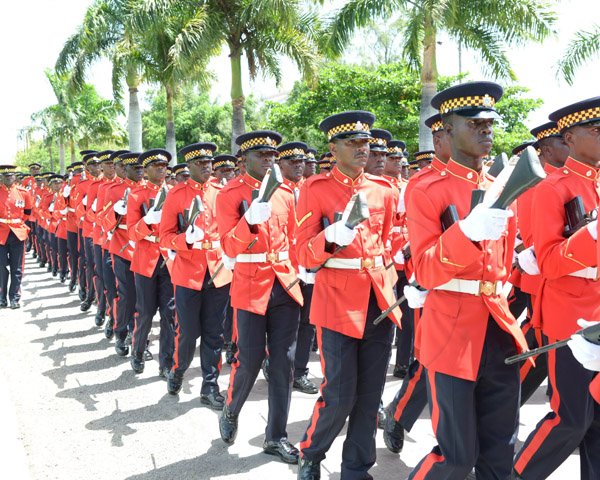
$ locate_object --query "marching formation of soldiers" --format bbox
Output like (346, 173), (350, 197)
(2, 80), (600, 480)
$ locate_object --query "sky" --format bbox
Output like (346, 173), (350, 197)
(2, 0), (600, 162)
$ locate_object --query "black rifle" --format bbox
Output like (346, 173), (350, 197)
(563, 196), (597, 237)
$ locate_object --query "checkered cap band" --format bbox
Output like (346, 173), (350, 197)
(85, 156), (100, 164)
(240, 137), (278, 152)
(387, 146), (404, 154)
(0, 166), (17, 174)
(141, 153), (169, 167)
(98, 153), (111, 161)
(279, 148), (307, 158)
(368, 138), (387, 146)
(327, 122), (371, 140)
(213, 160), (235, 169)
(123, 157), (139, 166)
(535, 126), (561, 140)
(307, 152), (315, 159)
(415, 152), (434, 161)
(439, 94), (496, 115)
(184, 149), (214, 161)
(430, 120), (444, 132)
(557, 107), (600, 131)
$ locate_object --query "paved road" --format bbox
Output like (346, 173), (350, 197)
(0, 253), (579, 479)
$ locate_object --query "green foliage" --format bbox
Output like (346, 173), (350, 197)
(263, 62), (455, 154)
(15, 141), (54, 171)
(493, 86), (543, 155)
(141, 87), (266, 156)
(558, 25), (600, 85)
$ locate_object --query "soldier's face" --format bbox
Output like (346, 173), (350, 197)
(126, 165), (144, 182)
(279, 158), (305, 183)
(30, 166), (41, 175)
(215, 167), (235, 182)
(384, 155), (402, 177)
(448, 116), (494, 161)
(50, 181), (62, 192)
(365, 150), (386, 176)
(145, 161), (168, 184)
(303, 161), (317, 178)
(188, 158), (213, 184)
(539, 137), (569, 169)
(175, 171), (191, 183)
(114, 163), (126, 178)
(433, 130), (452, 163)
(87, 163), (102, 177)
(330, 137), (370, 174)
(1, 173), (15, 187)
(101, 161), (116, 178)
(564, 123), (600, 166)
(244, 150), (276, 179)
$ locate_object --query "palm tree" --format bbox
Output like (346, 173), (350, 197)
(323, 0), (557, 150)
(558, 25), (600, 85)
(56, 0), (145, 151)
(167, 0), (321, 150)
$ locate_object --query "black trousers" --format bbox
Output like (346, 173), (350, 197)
(395, 271), (414, 367)
(409, 318), (520, 480)
(92, 244), (106, 315)
(132, 261), (175, 369)
(222, 300), (234, 344)
(388, 359), (428, 431)
(112, 254), (136, 339)
(49, 233), (58, 272)
(174, 273), (229, 393)
(83, 237), (96, 303)
(36, 225), (47, 263)
(0, 231), (25, 303)
(514, 341), (600, 480)
(57, 237), (68, 276)
(102, 250), (117, 322)
(519, 316), (549, 406)
(67, 231), (79, 285)
(77, 229), (87, 293)
(300, 292), (393, 480)
(294, 281), (315, 379)
(227, 280), (300, 441)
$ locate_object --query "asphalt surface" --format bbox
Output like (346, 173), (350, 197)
(0, 253), (579, 479)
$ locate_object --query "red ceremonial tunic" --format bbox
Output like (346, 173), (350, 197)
(0, 184), (32, 243)
(104, 178), (143, 261)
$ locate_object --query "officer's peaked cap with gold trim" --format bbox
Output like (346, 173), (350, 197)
(387, 140), (407, 156)
(511, 140), (535, 156)
(179, 142), (217, 162)
(139, 148), (171, 167)
(549, 97), (600, 132)
(0, 165), (18, 174)
(369, 129), (392, 151)
(212, 155), (237, 169)
(83, 153), (101, 165)
(69, 161), (84, 169)
(530, 122), (561, 142)
(28, 162), (42, 169)
(120, 152), (141, 166)
(79, 149), (97, 157)
(96, 150), (115, 163)
(414, 150), (435, 162)
(277, 141), (309, 160)
(235, 131), (282, 153)
(172, 163), (190, 174)
(431, 81), (503, 119)
(425, 113), (444, 133)
(48, 174), (64, 183)
(306, 148), (317, 162)
(109, 150), (131, 163)
(319, 111), (375, 141)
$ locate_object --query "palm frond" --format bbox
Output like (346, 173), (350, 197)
(557, 25), (600, 85)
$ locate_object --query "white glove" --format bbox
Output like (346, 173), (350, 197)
(396, 188), (406, 214)
(113, 200), (127, 216)
(244, 200), (272, 225)
(517, 246), (540, 275)
(48, 203), (55, 213)
(459, 203), (513, 242)
(62, 185), (71, 198)
(168, 249), (176, 261)
(60, 208), (68, 215)
(393, 249), (405, 265)
(82, 195), (88, 207)
(324, 220), (357, 246)
(298, 265), (316, 284)
(587, 219), (598, 241)
(185, 224), (205, 244)
(91, 198), (97, 212)
(568, 320), (600, 371)
(222, 253), (236, 271)
(403, 284), (429, 309)
(107, 231), (113, 241)
(143, 206), (162, 225)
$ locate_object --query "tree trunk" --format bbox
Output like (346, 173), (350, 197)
(230, 48), (246, 152)
(419, 13), (438, 151)
(70, 140), (76, 163)
(59, 139), (65, 174)
(165, 83), (176, 165)
(127, 69), (143, 152)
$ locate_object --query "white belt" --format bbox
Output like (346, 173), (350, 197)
(434, 279), (503, 296)
(324, 255), (384, 270)
(118, 224), (128, 230)
(569, 267), (598, 279)
(145, 235), (158, 243)
(67, 208), (75, 213)
(236, 251), (289, 263)
(192, 240), (221, 250)
(0, 218), (22, 225)
(391, 226), (402, 234)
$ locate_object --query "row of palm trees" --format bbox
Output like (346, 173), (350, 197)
(53, 0), (594, 157)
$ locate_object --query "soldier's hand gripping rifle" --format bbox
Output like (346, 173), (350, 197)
(505, 322), (600, 365)
(109, 187), (131, 236)
(207, 165), (284, 286)
(374, 147), (546, 326)
(285, 192), (370, 292)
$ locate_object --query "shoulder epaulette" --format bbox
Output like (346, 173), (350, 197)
(365, 173), (393, 188)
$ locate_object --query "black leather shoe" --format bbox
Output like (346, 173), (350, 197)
(52, 269), (58, 277)
(78, 289), (86, 301)
(68, 281), (76, 292)
(94, 312), (105, 326)
(219, 405), (238, 445)
(47, 264), (52, 273)
(0, 299), (7, 308)
(9, 300), (20, 310)
(377, 404), (387, 429)
(225, 341), (237, 365)
(80, 299), (92, 312)
(130, 351), (145, 374)
(293, 375), (319, 394)
(201, 391), (225, 411)
(125, 331), (132, 346)
(262, 357), (270, 382)
(32, 251), (37, 258)
(115, 336), (129, 357)
(143, 348), (153, 361)
(263, 438), (299, 464)
(297, 456), (321, 479)
(104, 318), (114, 339)
(167, 370), (184, 395)
(158, 366), (169, 379)
(383, 411), (404, 454)
(393, 364), (408, 379)
(60, 274), (67, 284)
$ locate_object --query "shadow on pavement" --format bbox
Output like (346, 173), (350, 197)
(31, 326), (100, 351)
(41, 337), (112, 366)
(26, 310), (90, 331)
(43, 353), (128, 389)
